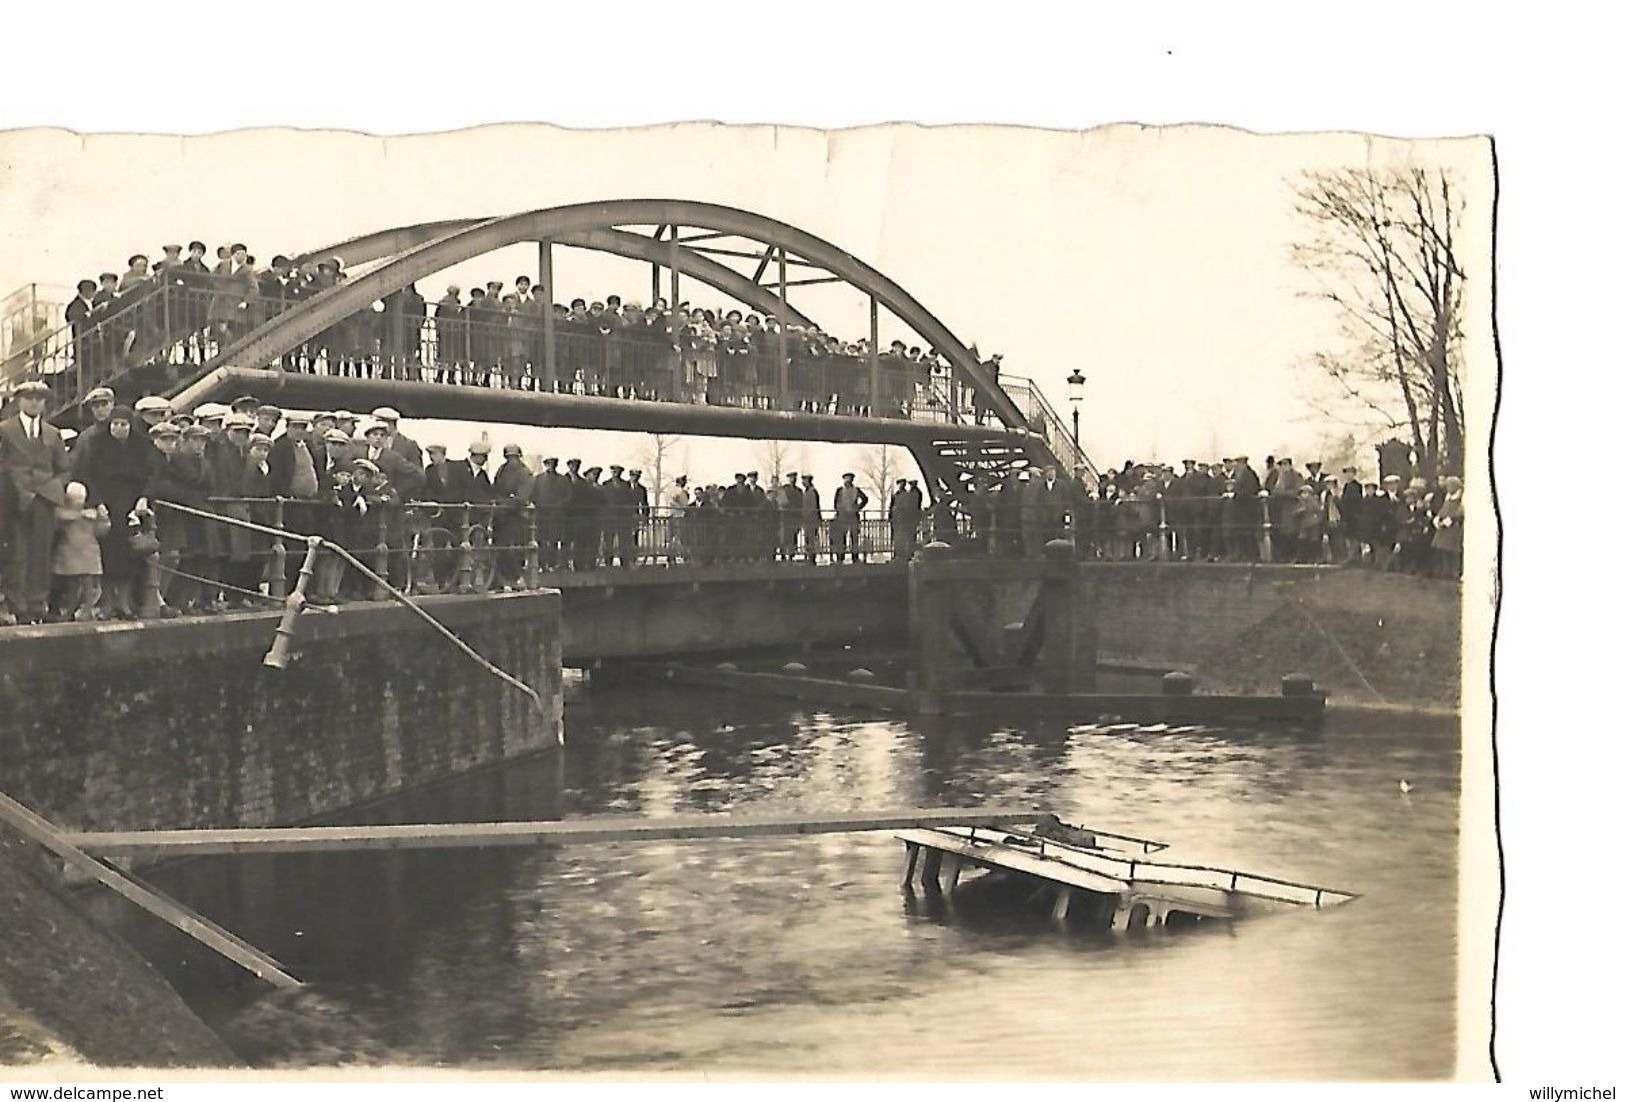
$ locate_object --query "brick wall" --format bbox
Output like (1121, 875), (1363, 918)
(0, 593), (563, 833)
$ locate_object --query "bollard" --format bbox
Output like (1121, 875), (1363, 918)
(847, 668), (876, 682)
(1258, 491), (1274, 563)
(782, 661), (809, 674)
(1162, 671), (1195, 696)
(137, 519), (163, 620)
(1281, 673), (1317, 697)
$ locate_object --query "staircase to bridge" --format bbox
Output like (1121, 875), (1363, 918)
(4, 201), (1097, 513)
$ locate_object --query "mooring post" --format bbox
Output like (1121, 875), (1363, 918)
(136, 512), (163, 620)
(1039, 539), (1079, 695)
(908, 542), (959, 695)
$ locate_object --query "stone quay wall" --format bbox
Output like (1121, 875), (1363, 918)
(0, 592), (563, 834)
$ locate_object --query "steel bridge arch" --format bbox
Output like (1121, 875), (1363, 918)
(224, 200), (1029, 431)
(291, 222), (817, 329)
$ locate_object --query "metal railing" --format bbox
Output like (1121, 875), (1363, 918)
(954, 825), (1359, 908)
(1000, 374), (1095, 481)
(13, 273), (1096, 479)
(13, 272), (314, 415)
(143, 499), (929, 607)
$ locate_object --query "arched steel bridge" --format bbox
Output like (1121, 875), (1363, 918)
(40, 200), (1097, 504)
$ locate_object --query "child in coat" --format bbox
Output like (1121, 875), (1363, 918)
(53, 481), (112, 621)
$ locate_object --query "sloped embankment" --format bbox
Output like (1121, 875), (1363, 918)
(0, 842), (239, 1068)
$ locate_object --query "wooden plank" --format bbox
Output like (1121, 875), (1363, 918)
(65, 807), (1039, 859)
(0, 790), (301, 989)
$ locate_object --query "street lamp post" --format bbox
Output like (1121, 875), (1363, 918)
(1066, 368), (1087, 451)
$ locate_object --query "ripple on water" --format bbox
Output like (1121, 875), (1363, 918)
(128, 688), (1459, 1078)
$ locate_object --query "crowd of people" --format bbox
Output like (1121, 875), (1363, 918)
(0, 380), (923, 626)
(1, 363), (1467, 629)
(53, 244), (984, 422)
(1062, 456), (1465, 577)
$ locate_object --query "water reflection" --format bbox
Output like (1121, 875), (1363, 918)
(106, 686), (1460, 1078)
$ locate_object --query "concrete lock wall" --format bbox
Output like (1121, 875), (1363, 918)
(1081, 563), (1462, 705)
(556, 567), (910, 663)
(0, 593), (564, 834)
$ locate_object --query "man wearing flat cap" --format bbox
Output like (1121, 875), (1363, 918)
(0, 380), (72, 623)
(369, 407), (425, 501)
(832, 472), (869, 563)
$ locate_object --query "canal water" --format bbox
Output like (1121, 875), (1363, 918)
(111, 684), (1461, 1079)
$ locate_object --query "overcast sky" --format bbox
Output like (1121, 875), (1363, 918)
(0, 124), (1493, 487)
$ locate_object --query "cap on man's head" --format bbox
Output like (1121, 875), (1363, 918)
(334, 409), (357, 422)
(286, 412), (312, 426)
(628, 469), (641, 477)
(351, 458), (380, 475)
(247, 433), (274, 449)
(361, 419), (388, 436)
(134, 396), (171, 413)
(230, 395), (261, 412)
(610, 464), (624, 473)
(469, 440), (491, 454)
(183, 424), (213, 438)
(542, 456), (558, 466)
(503, 444), (523, 457)
(188, 240), (207, 252)
(256, 404), (283, 419)
(224, 413), (254, 430)
(1382, 474), (1401, 484)
(85, 386), (115, 404)
(195, 402), (228, 420)
(427, 443), (447, 454)
(842, 471), (855, 479)
(371, 407), (401, 422)
(324, 429), (351, 444)
(14, 379), (50, 398)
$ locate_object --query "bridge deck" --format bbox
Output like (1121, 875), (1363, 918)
(173, 366), (1043, 447)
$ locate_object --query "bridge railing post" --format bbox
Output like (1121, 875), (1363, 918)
(1258, 491), (1274, 563)
(523, 503), (540, 589)
(372, 505), (392, 601)
(455, 504), (475, 594)
(269, 499), (288, 599)
(1156, 495), (1170, 561)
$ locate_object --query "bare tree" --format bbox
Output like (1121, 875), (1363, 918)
(755, 439), (792, 485)
(858, 445), (902, 503)
(1291, 166), (1468, 478)
(636, 433), (683, 508)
